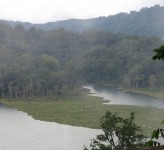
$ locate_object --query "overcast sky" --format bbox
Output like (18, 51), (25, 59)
(0, 0), (164, 23)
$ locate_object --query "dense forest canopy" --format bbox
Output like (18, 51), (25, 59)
(0, 19), (164, 99)
(6, 5), (164, 38)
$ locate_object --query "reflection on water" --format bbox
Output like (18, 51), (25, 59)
(0, 104), (101, 150)
(84, 85), (164, 108)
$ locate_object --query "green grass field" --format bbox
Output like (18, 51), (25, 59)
(1, 94), (164, 135)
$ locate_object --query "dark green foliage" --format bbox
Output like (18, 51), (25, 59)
(145, 48), (164, 146)
(145, 49), (164, 147)
(145, 121), (164, 147)
(153, 45), (164, 61)
(84, 112), (144, 150)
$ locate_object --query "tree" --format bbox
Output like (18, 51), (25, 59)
(84, 112), (144, 150)
(145, 45), (164, 147)
(149, 73), (158, 89)
(145, 120), (164, 147)
(152, 45), (164, 61)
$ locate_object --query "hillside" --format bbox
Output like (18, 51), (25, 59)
(5, 5), (164, 38)
(0, 22), (163, 99)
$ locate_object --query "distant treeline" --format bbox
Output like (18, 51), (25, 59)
(6, 5), (164, 38)
(0, 21), (163, 99)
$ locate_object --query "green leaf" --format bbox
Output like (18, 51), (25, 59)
(161, 120), (164, 124)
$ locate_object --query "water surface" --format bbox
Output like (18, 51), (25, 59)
(84, 85), (164, 108)
(1, 85), (164, 149)
(0, 104), (100, 150)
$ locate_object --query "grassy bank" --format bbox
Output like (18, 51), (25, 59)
(1, 95), (164, 134)
(123, 88), (164, 99)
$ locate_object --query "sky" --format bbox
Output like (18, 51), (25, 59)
(0, 0), (164, 23)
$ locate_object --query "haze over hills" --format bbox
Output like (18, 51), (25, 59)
(4, 5), (164, 38)
(0, 20), (163, 99)
(0, 4), (163, 99)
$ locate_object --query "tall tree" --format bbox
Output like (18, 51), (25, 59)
(145, 45), (164, 147)
(84, 112), (144, 150)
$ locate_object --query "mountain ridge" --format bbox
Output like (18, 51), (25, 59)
(3, 4), (164, 38)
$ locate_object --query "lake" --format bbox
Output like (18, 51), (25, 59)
(84, 85), (164, 108)
(1, 85), (164, 150)
(0, 104), (101, 150)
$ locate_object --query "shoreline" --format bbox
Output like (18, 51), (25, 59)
(123, 88), (164, 100)
(89, 83), (164, 100)
(1, 95), (164, 134)
(86, 83), (164, 100)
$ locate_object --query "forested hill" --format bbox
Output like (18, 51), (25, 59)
(6, 5), (164, 38)
(0, 21), (163, 99)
